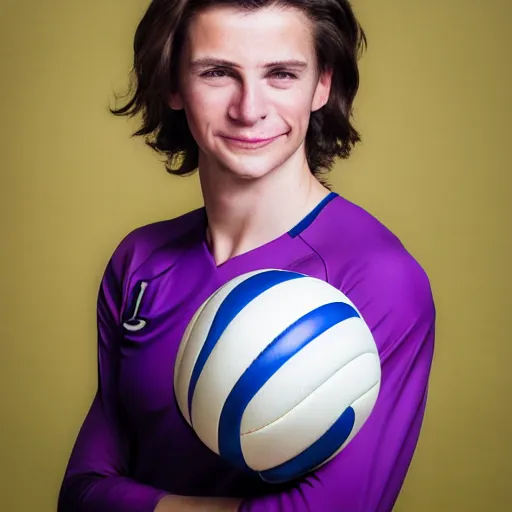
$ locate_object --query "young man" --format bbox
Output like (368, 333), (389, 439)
(58, 1), (436, 511)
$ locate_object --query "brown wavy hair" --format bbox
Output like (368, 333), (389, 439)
(110, 0), (367, 180)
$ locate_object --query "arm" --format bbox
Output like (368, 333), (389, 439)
(58, 245), (243, 512)
(57, 257), (169, 512)
(236, 251), (436, 512)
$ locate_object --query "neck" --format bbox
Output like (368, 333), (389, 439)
(199, 150), (330, 266)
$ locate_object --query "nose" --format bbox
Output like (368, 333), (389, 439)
(228, 79), (268, 125)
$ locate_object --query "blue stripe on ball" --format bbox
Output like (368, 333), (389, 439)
(217, 301), (359, 472)
(188, 270), (305, 421)
(259, 406), (356, 483)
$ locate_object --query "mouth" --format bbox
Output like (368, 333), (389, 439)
(221, 134), (285, 149)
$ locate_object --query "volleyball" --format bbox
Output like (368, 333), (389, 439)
(174, 269), (381, 484)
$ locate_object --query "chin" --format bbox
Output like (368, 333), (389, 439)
(223, 160), (284, 181)
(219, 150), (294, 181)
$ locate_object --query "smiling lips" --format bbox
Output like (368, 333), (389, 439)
(221, 133), (284, 149)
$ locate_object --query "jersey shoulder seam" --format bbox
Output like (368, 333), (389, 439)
(295, 233), (329, 282)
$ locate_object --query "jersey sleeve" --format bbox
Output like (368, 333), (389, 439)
(238, 249), (436, 512)
(57, 238), (169, 512)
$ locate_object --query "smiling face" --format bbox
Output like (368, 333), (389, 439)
(170, 5), (332, 182)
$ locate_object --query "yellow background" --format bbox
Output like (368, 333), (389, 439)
(1, 0), (510, 510)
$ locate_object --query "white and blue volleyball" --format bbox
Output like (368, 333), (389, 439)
(174, 269), (381, 484)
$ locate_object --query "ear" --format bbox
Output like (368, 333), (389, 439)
(311, 69), (333, 112)
(169, 90), (184, 110)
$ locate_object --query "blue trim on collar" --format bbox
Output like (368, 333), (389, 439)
(288, 192), (337, 238)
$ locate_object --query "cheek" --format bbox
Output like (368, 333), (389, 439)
(181, 99), (211, 141)
(183, 87), (229, 133)
(274, 88), (315, 128)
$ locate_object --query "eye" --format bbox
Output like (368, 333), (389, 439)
(271, 70), (298, 80)
(201, 68), (229, 78)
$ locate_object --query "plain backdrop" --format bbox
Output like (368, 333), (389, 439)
(1, 0), (510, 510)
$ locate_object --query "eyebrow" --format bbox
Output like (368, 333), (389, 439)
(189, 58), (308, 71)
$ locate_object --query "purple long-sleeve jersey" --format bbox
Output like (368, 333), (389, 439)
(58, 192), (435, 512)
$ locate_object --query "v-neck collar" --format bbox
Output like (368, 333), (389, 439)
(199, 192), (338, 278)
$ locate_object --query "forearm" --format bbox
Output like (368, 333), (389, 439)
(154, 495), (242, 512)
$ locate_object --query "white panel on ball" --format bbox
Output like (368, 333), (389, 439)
(239, 352), (381, 471)
(311, 381), (381, 471)
(240, 317), (377, 434)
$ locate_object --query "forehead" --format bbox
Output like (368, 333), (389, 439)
(183, 6), (316, 65)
